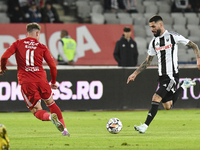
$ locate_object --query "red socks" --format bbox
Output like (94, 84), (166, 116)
(34, 110), (50, 121)
(47, 101), (66, 128)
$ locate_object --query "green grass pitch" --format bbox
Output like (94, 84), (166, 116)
(1, 109), (200, 150)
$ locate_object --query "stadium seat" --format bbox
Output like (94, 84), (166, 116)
(188, 36), (200, 43)
(137, 0), (144, 5)
(119, 16), (133, 25)
(90, 13), (105, 24)
(156, 1), (171, 6)
(104, 13), (117, 24)
(105, 17), (119, 24)
(117, 12), (130, 18)
(133, 15), (147, 26)
(76, 0), (89, 6)
(171, 12), (184, 18)
(143, 1), (156, 6)
(189, 28), (200, 37)
(187, 24), (199, 31)
(91, 4), (103, 14)
(131, 13), (143, 23)
(145, 25), (153, 37)
(145, 5), (158, 14)
(0, 2), (7, 12)
(0, 13), (10, 23)
(164, 25), (173, 31)
(89, 0), (101, 7)
(157, 4), (171, 13)
(76, 1), (91, 18)
(185, 13), (200, 26)
(135, 4), (145, 13)
(161, 15), (174, 26)
(172, 16), (187, 26)
(173, 25), (189, 37)
(133, 25), (146, 37)
(146, 36), (152, 45)
(144, 13), (156, 20)
(62, 0), (76, 6)
(134, 37), (148, 52)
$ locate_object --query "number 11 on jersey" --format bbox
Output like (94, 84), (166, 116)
(26, 49), (34, 66)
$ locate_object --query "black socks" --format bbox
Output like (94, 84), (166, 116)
(145, 101), (160, 126)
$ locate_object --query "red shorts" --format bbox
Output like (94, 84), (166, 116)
(21, 81), (52, 110)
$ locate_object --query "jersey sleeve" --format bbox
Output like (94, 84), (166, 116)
(1, 41), (17, 70)
(147, 39), (156, 56)
(43, 46), (57, 84)
(173, 33), (190, 46)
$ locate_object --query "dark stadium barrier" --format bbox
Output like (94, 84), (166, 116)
(0, 67), (200, 112)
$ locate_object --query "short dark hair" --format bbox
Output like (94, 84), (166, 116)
(149, 15), (163, 23)
(26, 23), (41, 33)
(123, 26), (131, 32)
(61, 30), (68, 36)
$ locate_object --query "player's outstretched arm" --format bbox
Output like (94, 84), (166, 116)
(186, 41), (200, 70)
(127, 55), (154, 84)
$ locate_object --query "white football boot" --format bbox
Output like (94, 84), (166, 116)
(181, 78), (196, 90)
(134, 123), (148, 134)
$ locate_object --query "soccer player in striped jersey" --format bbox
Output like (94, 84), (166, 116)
(127, 15), (200, 134)
(0, 23), (70, 136)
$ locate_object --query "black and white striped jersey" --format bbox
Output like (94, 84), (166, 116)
(148, 30), (190, 77)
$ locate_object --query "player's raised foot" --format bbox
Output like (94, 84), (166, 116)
(62, 128), (70, 137)
(50, 113), (64, 132)
(134, 124), (148, 134)
(181, 78), (196, 89)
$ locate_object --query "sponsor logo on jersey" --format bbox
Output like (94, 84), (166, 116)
(25, 66), (39, 72)
(155, 44), (172, 51)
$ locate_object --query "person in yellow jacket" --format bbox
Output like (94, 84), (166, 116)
(0, 124), (10, 150)
(57, 30), (77, 65)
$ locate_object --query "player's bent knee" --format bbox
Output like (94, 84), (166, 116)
(152, 93), (162, 103)
(165, 107), (171, 110)
(163, 104), (171, 110)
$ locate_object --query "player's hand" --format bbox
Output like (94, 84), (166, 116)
(0, 68), (8, 75)
(197, 58), (200, 70)
(50, 83), (58, 89)
(127, 72), (137, 84)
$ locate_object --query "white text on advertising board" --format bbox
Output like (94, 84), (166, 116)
(0, 80), (103, 101)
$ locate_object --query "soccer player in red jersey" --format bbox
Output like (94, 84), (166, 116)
(0, 23), (70, 136)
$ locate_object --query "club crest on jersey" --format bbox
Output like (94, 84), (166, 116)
(155, 44), (172, 51)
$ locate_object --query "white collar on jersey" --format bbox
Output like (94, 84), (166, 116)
(158, 30), (168, 38)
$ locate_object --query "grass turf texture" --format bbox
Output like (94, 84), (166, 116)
(1, 109), (200, 150)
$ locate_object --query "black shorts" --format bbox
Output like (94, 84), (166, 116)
(156, 74), (179, 103)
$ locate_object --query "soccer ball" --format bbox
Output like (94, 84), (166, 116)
(106, 118), (122, 134)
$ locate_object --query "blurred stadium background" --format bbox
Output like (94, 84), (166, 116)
(0, 0), (200, 65)
(1, 0), (200, 112)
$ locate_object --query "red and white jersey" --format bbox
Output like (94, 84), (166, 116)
(1, 37), (57, 85)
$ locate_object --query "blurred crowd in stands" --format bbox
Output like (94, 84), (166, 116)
(5, 0), (200, 24)
(7, 0), (63, 23)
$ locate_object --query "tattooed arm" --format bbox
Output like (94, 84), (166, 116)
(127, 55), (154, 84)
(186, 41), (200, 70)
